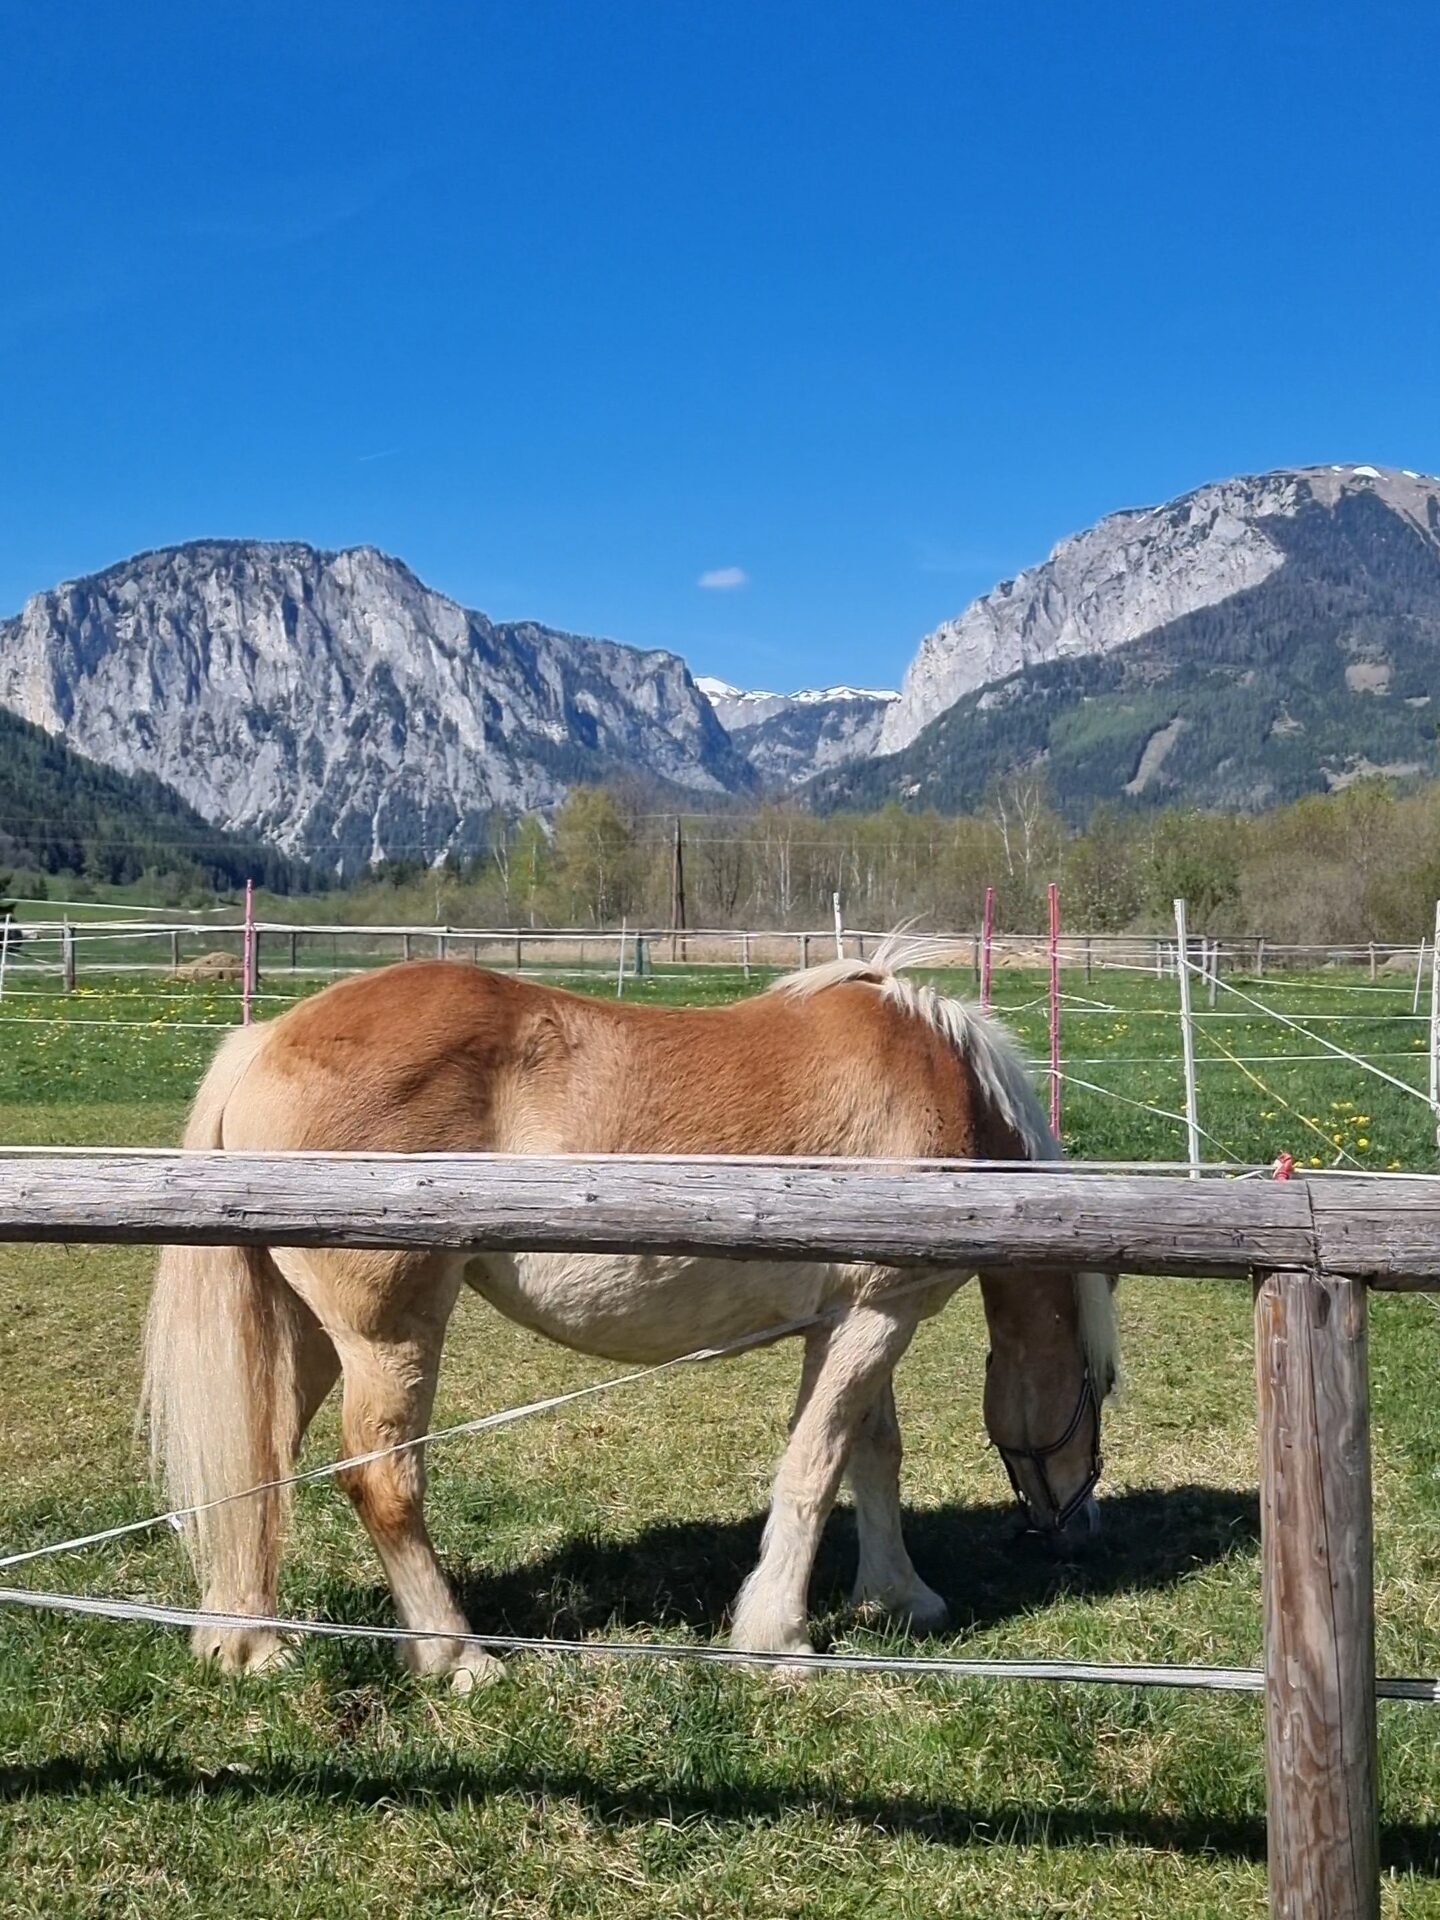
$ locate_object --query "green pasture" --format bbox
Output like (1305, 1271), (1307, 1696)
(1, 961), (1439, 1915)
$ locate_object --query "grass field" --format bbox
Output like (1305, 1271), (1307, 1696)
(2, 959), (1439, 1916)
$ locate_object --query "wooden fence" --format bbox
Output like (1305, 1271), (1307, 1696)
(3, 1151), (1437, 1920)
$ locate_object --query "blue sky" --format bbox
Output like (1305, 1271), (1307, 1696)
(3, 3), (1438, 692)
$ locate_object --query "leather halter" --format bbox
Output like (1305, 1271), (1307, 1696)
(988, 1364), (1103, 1534)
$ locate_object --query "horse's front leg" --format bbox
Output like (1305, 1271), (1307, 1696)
(329, 1259), (504, 1693)
(729, 1303), (919, 1657)
(847, 1378), (948, 1631)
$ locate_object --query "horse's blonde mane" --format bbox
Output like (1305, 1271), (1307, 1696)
(769, 934), (1120, 1396)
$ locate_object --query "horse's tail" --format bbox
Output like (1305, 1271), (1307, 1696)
(142, 1023), (315, 1615)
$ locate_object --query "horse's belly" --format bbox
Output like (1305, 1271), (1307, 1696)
(466, 1252), (849, 1364)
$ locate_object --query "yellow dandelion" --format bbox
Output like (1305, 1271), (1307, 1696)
(1357, 1137), (1370, 1149)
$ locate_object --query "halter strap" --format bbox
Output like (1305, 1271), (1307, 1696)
(989, 1367), (1103, 1534)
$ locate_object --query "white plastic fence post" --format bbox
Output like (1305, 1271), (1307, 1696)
(616, 919), (628, 998)
(241, 879), (256, 1026)
(1174, 898), (1202, 1180)
(833, 892), (845, 960)
(1429, 904), (1440, 1151)
(1414, 939), (1427, 1017)
(0, 914), (11, 1002)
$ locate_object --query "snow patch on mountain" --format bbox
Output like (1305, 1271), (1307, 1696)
(696, 677), (898, 785)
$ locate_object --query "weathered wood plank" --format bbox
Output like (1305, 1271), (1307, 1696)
(0, 1154), (1320, 1272)
(1309, 1178), (1440, 1285)
(1255, 1269), (1379, 1920)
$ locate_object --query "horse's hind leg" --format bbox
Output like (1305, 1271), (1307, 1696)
(329, 1256), (502, 1692)
(730, 1304), (919, 1657)
(847, 1379), (947, 1631)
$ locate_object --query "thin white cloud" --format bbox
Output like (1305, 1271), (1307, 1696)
(698, 566), (749, 591)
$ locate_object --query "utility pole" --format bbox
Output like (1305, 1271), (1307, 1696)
(670, 816), (688, 961)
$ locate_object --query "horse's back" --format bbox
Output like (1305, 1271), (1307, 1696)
(216, 958), (1006, 1162)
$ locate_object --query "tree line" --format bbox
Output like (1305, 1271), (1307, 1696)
(327, 773), (1440, 945)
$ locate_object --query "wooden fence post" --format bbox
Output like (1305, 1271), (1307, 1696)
(1255, 1268), (1378, 1920)
(170, 930), (180, 971)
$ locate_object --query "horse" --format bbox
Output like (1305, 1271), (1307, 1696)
(143, 942), (1119, 1690)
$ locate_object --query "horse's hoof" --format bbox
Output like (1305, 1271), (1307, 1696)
(766, 1654), (818, 1689)
(895, 1585), (949, 1633)
(728, 1623), (816, 1683)
(193, 1625), (297, 1676)
(852, 1581), (949, 1634)
(449, 1651), (507, 1694)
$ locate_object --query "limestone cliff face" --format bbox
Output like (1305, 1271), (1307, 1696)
(0, 540), (751, 868)
(811, 466), (1440, 819)
(879, 466), (1440, 753)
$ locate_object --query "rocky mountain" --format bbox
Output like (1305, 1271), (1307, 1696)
(816, 465), (1440, 819)
(696, 677), (897, 787)
(0, 542), (754, 869)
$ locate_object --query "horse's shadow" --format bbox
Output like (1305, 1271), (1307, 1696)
(428, 1480), (1260, 1644)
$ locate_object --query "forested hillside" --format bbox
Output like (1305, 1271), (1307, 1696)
(815, 483), (1440, 818)
(0, 706), (315, 892)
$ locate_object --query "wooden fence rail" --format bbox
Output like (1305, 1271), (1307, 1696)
(1, 1152), (1429, 1920)
(1, 1154), (1438, 1286)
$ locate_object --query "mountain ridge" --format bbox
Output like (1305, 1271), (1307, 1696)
(8, 465), (1440, 864)
(695, 676), (898, 787)
(878, 464), (1440, 755)
(812, 474), (1440, 819)
(0, 539), (755, 870)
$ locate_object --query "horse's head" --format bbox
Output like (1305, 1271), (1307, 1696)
(979, 1270), (1119, 1552)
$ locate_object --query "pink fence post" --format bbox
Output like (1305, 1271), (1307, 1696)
(1047, 881), (1061, 1137)
(241, 878), (255, 1027)
(980, 886), (995, 1011)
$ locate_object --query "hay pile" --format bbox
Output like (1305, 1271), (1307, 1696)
(172, 950), (245, 983)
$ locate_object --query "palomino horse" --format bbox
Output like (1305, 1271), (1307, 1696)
(144, 944), (1119, 1689)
